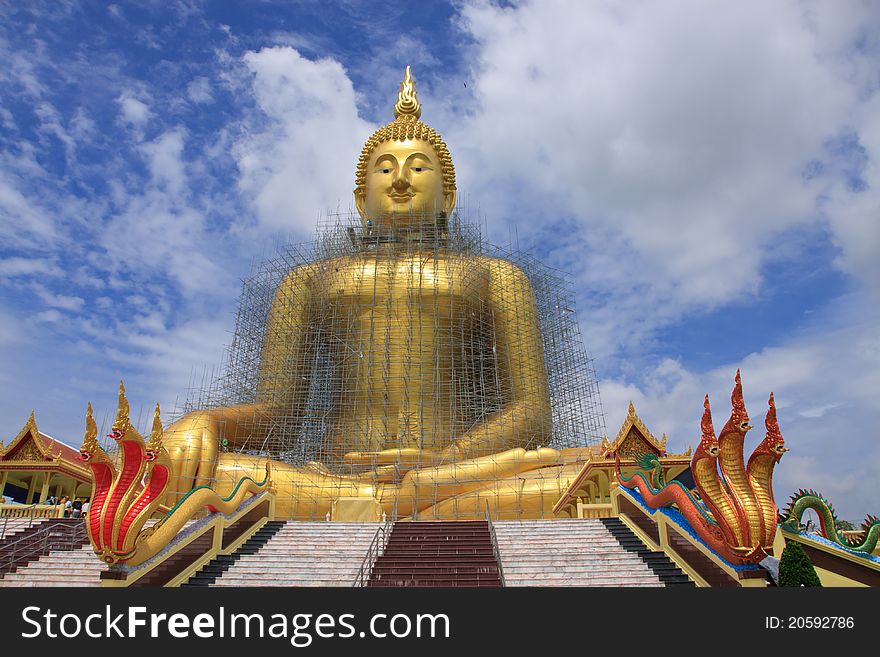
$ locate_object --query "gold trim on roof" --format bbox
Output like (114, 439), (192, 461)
(2, 411), (49, 461)
(608, 401), (665, 454)
(0, 411), (91, 477)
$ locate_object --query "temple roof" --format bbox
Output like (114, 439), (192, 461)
(600, 401), (668, 459)
(0, 411), (88, 475)
(551, 402), (692, 515)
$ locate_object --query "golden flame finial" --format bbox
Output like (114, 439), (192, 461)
(765, 392), (783, 445)
(81, 401), (99, 453)
(730, 368), (749, 425)
(147, 403), (163, 451)
(113, 380), (132, 433)
(700, 394), (717, 446)
(393, 65), (421, 121)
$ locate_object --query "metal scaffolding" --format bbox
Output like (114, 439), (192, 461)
(171, 210), (605, 519)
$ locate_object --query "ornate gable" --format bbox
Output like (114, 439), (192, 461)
(602, 401), (667, 459)
(1, 411), (52, 463)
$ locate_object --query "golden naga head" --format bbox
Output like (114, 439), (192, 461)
(354, 65), (457, 227)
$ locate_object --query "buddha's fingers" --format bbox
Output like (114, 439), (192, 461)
(357, 465), (401, 483)
(343, 448), (438, 469)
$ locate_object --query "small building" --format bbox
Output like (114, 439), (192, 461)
(553, 402), (692, 518)
(0, 412), (91, 505)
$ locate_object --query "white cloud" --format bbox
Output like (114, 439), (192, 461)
(34, 309), (62, 323)
(234, 47), (374, 234)
(140, 129), (187, 196)
(0, 307), (23, 343)
(452, 0), (877, 313)
(32, 285), (85, 311)
(117, 92), (151, 129)
(186, 76), (213, 104)
(0, 175), (58, 246)
(0, 257), (62, 277)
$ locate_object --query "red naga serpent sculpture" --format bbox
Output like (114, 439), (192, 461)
(79, 382), (273, 566)
(617, 370), (788, 565)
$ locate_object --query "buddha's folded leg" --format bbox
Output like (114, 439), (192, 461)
(163, 411), (221, 504)
(214, 454), (379, 520)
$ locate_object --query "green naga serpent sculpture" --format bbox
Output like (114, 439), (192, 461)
(780, 490), (880, 556)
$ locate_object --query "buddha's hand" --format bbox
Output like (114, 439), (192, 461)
(343, 448), (446, 473)
(343, 445), (561, 479)
(161, 411), (222, 504)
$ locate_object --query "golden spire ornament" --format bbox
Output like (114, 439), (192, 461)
(112, 380), (132, 434)
(81, 401), (99, 454)
(146, 403), (163, 455)
(393, 65), (421, 120)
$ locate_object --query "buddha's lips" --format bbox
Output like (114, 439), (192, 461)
(389, 193), (414, 202)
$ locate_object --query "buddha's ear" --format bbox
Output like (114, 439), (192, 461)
(354, 188), (366, 219)
(443, 189), (456, 216)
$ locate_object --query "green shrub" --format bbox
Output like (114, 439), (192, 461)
(778, 540), (822, 587)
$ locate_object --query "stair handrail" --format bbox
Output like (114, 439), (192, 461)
(485, 502), (506, 587)
(0, 503), (40, 540)
(0, 519), (88, 576)
(352, 514), (393, 587)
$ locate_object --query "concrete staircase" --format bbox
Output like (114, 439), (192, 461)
(208, 522), (382, 587)
(0, 545), (103, 587)
(184, 521), (287, 586)
(0, 518), (197, 588)
(0, 518), (89, 579)
(0, 517), (50, 542)
(493, 518), (692, 586)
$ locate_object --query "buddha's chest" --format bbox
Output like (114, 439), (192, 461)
(316, 255), (488, 312)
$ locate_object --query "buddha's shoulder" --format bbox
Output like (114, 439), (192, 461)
(471, 254), (529, 278)
(276, 255), (356, 282)
(276, 253), (527, 283)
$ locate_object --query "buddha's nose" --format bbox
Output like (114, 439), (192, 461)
(392, 172), (411, 190)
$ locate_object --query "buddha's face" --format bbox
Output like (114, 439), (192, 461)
(355, 138), (455, 227)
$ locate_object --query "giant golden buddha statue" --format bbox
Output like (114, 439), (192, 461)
(163, 67), (600, 520)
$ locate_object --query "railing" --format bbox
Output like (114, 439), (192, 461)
(575, 501), (614, 519)
(1, 504), (36, 540)
(352, 514), (393, 587)
(0, 503), (66, 521)
(485, 502), (506, 587)
(0, 519), (88, 576)
(0, 504), (66, 539)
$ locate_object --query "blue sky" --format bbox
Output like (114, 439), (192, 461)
(1, 1), (878, 521)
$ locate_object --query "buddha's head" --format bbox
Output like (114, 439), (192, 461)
(354, 66), (456, 231)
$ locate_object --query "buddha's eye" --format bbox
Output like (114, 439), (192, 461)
(380, 168), (392, 174)
(413, 167), (424, 172)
